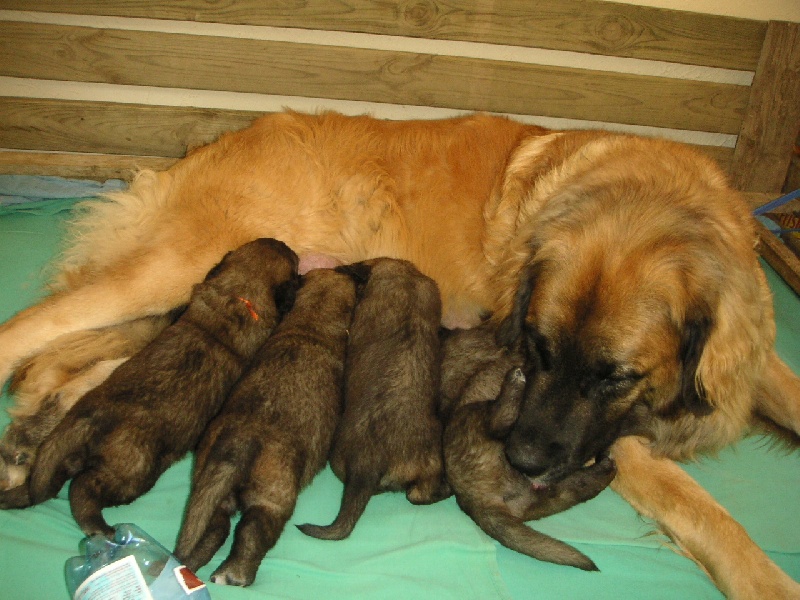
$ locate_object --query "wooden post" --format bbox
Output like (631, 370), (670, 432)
(730, 21), (800, 193)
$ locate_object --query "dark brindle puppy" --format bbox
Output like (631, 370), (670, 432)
(440, 324), (616, 571)
(27, 238), (299, 536)
(298, 258), (450, 541)
(174, 268), (357, 587)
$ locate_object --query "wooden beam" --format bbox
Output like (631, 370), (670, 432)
(730, 21), (800, 193)
(0, 97), (257, 157)
(0, 0), (766, 70)
(0, 21), (750, 133)
(0, 151), (176, 180)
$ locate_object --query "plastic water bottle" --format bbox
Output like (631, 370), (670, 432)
(64, 523), (211, 600)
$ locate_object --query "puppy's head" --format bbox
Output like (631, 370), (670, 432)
(200, 237), (300, 325)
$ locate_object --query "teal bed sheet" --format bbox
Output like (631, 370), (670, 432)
(0, 198), (798, 600)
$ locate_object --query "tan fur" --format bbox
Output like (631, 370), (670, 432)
(0, 111), (797, 597)
(612, 437), (800, 600)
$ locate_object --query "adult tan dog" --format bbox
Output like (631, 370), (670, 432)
(0, 111), (797, 598)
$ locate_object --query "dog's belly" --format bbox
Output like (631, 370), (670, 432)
(298, 254), (343, 274)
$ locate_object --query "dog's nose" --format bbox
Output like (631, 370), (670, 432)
(507, 454), (548, 478)
(505, 437), (567, 479)
(505, 445), (550, 478)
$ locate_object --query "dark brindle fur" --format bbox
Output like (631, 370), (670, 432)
(27, 238), (299, 536)
(174, 268), (356, 586)
(298, 258), (450, 541)
(440, 324), (615, 571)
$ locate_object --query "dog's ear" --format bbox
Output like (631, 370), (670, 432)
(274, 276), (299, 316)
(670, 314), (715, 417)
(496, 266), (537, 347)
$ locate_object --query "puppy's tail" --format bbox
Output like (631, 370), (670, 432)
(29, 418), (93, 505)
(469, 503), (598, 571)
(174, 440), (252, 563)
(297, 472), (377, 541)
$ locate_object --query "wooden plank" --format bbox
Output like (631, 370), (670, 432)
(0, 151), (175, 180)
(0, 97), (257, 157)
(0, 21), (750, 133)
(730, 21), (800, 193)
(0, 0), (766, 70)
(755, 220), (800, 297)
(0, 97), (737, 178)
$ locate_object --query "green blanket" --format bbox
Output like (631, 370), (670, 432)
(0, 199), (797, 600)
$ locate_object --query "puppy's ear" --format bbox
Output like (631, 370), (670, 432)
(203, 251), (231, 281)
(335, 262), (373, 297)
(274, 276), (299, 316)
(489, 367), (527, 438)
(667, 314), (715, 417)
(496, 266), (537, 347)
(335, 262), (372, 284)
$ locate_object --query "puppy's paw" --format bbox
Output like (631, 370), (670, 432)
(211, 562), (256, 587)
(585, 455), (617, 485)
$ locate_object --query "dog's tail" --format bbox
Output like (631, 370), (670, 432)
(29, 417), (93, 505)
(296, 471), (378, 541)
(468, 502), (598, 571)
(174, 436), (255, 564)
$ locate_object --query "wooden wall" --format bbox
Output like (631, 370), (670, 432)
(0, 0), (797, 194)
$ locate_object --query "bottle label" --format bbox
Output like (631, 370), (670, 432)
(73, 554), (153, 600)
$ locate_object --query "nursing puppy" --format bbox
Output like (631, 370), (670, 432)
(440, 324), (615, 571)
(298, 258), (449, 541)
(174, 268), (356, 586)
(28, 238), (299, 537)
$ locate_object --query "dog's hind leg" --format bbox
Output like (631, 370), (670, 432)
(1, 357), (128, 491)
(0, 249), (210, 389)
(611, 436), (800, 600)
(754, 352), (800, 439)
(8, 315), (171, 419)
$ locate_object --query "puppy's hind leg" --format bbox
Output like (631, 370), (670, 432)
(406, 467), (452, 505)
(68, 469), (116, 539)
(212, 502), (293, 587)
(180, 498), (237, 573)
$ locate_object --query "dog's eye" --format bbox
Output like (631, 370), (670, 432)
(589, 364), (642, 399)
(598, 370), (642, 396)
